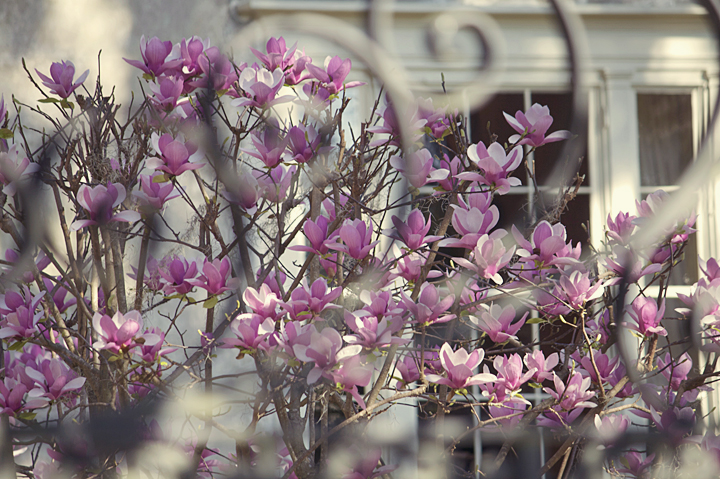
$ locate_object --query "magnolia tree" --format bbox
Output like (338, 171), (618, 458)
(0, 34), (718, 479)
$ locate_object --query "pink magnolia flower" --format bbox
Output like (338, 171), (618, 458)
(367, 96), (426, 147)
(400, 283), (455, 325)
(513, 221), (581, 269)
(396, 353), (421, 390)
(92, 310), (144, 354)
(289, 215), (331, 255)
(254, 164), (296, 203)
(177, 36), (213, 78)
(624, 296), (667, 337)
(233, 66), (292, 109)
(0, 144), (40, 197)
(190, 257), (240, 296)
(459, 142), (523, 194)
(158, 256), (198, 295)
(543, 371), (596, 411)
(221, 313), (275, 353)
(616, 452), (655, 477)
(385, 209), (442, 250)
(453, 232), (515, 284)
(326, 218), (380, 260)
(388, 247), (442, 283)
(424, 343), (496, 390)
(524, 350), (558, 383)
(487, 397), (528, 429)
(42, 277), (76, 313)
(147, 75), (184, 111)
(558, 270), (603, 310)
(606, 211), (636, 245)
(493, 354), (535, 399)
(25, 357), (86, 402)
(136, 327), (176, 363)
(343, 309), (408, 350)
(416, 97), (450, 139)
(146, 132), (205, 177)
(132, 172), (180, 213)
(251, 37), (299, 71)
(223, 171), (260, 215)
(286, 124), (320, 163)
(657, 352), (692, 391)
(187, 51), (238, 92)
(0, 304), (44, 340)
(123, 36), (182, 77)
(305, 56), (364, 95)
(575, 351), (618, 383)
(243, 283), (281, 320)
(35, 61), (89, 98)
(390, 149), (448, 189)
(293, 327), (361, 384)
(0, 377), (48, 416)
(280, 278), (341, 321)
(436, 154), (463, 192)
(439, 204), (500, 250)
(503, 103), (572, 147)
(71, 182), (140, 230)
(470, 303), (527, 343)
(240, 124), (289, 168)
(327, 355), (374, 408)
(701, 256), (720, 282)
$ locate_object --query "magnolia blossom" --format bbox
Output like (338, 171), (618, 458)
(543, 371), (596, 411)
(26, 357), (86, 401)
(71, 182), (140, 230)
(221, 313), (275, 353)
(233, 66), (292, 109)
(343, 309), (407, 350)
(158, 256), (198, 295)
(286, 124), (320, 163)
(293, 327), (361, 384)
(289, 215), (331, 255)
(306, 56), (364, 95)
(326, 218), (379, 260)
(254, 164), (296, 203)
(470, 303), (527, 343)
(453, 233), (514, 284)
(503, 103), (572, 147)
(190, 257), (240, 296)
(400, 283), (455, 325)
(280, 278), (341, 321)
(223, 172), (260, 215)
(524, 350), (558, 383)
(240, 124), (289, 169)
(146, 132), (205, 177)
(0, 144), (40, 197)
(132, 173), (180, 213)
(424, 343), (496, 390)
(35, 61), (89, 98)
(459, 141), (523, 194)
(624, 296), (667, 337)
(123, 36), (182, 77)
(385, 209), (442, 250)
(390, 149), (448, 189)
(92, 311), (144, 354)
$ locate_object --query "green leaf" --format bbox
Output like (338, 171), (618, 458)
(203, 296), (219, 309)
(152, 174), (170, 183)
(38, 98), (60, 104)
(528, 382), (543, 389)
(8, 340), (26, 351)
(0, 128), (13, 139)
(142, 73), (155, 81)
(16, 412), (37, 421)
(108, 354), (122, 362)
(526, 317), (545, 324)
(60, 98), (74, 110)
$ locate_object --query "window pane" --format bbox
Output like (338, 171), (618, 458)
(637, 93), (693, 187)
(531, 92), (589, 186)
(471, 93), (525, 176)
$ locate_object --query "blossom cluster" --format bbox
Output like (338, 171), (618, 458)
(0, 34), (715, 479)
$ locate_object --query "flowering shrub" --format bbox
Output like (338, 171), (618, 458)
(0, 35), (717, 479)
